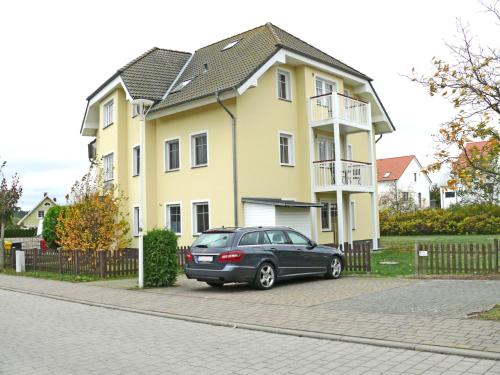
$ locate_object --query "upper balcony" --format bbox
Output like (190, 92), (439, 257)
(308, 93), (370, 130)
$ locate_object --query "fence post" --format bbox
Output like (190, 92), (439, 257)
(33, 249), (37, 272)
(495, 239), (499, 274)
(75, 250), (80, 275)
(99, 251), (107, 278)
(415, 243), (419, 275)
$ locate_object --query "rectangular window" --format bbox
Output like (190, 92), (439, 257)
(193, 201), (209, 235)
(133, 206), (140, 237)
(166, 204), (182, 235)
(191, 133), (208, 167)
(321, 202), (330, 231)
(315, 78), (336, 107)
(414, 172), (417, 182)
(103, 153), (114, 182)
(346, 144), (353, 161)
(445, 191), (455, 198)
(132, 146), (140, 176)
(418, 193), (422, 208)
(103, 100), (114, 128)
(402, 192), (409, 201)
(277, 69), (291, 100)
(38, 210), (45, 218)
(165, 139), (180, 171)
(279, 133), (294, 166)
(350, 201), (356, 230)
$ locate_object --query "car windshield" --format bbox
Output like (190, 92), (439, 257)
(192, 232), (234, 248)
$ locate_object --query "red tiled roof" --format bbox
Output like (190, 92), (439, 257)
(377, 155), (415, 182)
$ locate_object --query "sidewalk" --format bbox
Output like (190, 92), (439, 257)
(1, 274), (499, 360)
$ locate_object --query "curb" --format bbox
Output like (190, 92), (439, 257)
(2, 285), (500, 361)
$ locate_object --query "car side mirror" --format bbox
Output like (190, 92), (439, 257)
(307, 241), (317, 249)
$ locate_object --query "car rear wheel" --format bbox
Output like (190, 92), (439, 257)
(325, 256), (342, 279)
(254, 262), (276, 290)
(206, 281), (224, 288)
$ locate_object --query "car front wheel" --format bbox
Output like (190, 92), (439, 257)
(254, 262), (276, 290)
(325, 255), (342, 279)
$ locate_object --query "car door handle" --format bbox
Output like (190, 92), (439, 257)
(270, 247), (277, 250)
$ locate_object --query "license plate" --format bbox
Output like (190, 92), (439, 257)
(198, 256), (213, 262)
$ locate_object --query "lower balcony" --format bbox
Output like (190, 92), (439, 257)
(313, 160), (374, 192)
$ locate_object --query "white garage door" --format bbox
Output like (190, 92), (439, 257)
(275, 207), (312, 238)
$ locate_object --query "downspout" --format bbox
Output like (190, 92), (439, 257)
(375, 134), (383, 143)
(216, 91), (238, 227)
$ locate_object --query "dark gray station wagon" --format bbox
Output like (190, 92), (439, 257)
(184, 227), (344, 290)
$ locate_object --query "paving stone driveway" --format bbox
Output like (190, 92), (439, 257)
(1, 274), (499, 356)
(2, 289), (500, 375)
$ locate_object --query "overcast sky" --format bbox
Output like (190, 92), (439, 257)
(1, 0), (497, 210)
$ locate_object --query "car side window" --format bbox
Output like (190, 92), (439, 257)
(286, 231), (310, 246)
(259, 231), (270, 244)
(239, 232), (260, 246)
(266, 230), (289, 244)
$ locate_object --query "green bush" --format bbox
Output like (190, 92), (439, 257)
(42, 205), (65, 248)
(380, 205), (500, 235)
(4, 227), (37, 238)
(144, 228), (179, 287)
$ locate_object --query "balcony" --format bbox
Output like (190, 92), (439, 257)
(312, 160), (373, 192)
(309, 93), (369, 128)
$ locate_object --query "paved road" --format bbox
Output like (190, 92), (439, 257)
(1, 289), (499, 375)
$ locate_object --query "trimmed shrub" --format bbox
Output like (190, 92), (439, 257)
(4, 227), (37, 238)
(144, 228), (179, 287)
(42, 205), (65, 249)
(380, 205), (500, 236)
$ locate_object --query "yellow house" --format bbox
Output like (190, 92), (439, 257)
(81, 23), (395, 248)
(17, 194), (57, 229)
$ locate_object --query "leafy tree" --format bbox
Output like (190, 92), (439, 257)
(410, 1), (500, 188)
(56, 165), (130, 251)
(42, 205), (66, 249)
(0, 160), (23, 270)
(430, 183), (441, 208)
(379, 182), (417, 213)
(457, 151), (500, 204)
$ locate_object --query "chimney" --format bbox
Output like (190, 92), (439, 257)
(53, 197), (57, 202)
(43, 192), (48, 197)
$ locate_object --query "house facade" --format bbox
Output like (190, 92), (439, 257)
(377, 155), (431, 208)
(81, 23), (395, 248)
(17, 193), (57, 228)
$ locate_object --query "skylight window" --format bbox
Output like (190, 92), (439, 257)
(383, 172), (391, 178)
(222, 40), (240, 51)
(171, 78), (193, 93)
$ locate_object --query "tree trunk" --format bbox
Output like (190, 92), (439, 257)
(0, 220), (5, 271)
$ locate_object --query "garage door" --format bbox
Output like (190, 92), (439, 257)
(275, 207), (312, 238)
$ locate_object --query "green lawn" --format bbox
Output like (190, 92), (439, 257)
(2, 269), (137, 283)
(476, 305), (500, 322)
(380, 235), (498, 252)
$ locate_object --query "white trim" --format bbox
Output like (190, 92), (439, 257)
(162, 55), (194, 100)
(164, 201), (182, 236)
(238, 50), (286, 95)
(189, 131), (209, 168)
(316, 135), (335, 161)
(102, 99), (114, 129)
(346, 143), (353, 160)
(163, 137), (181, 172)
(132, 205), (140, 237)
(132, 144), (140, 177)
(102, 151), (115, 182)
(276, 67), (293, 101)
(191, 199), (211, 236)
(314, 73), (340, 94)
(17, 196), (57, 226)
(319, 200), (334, 232)
(350, 199), (356, 230)
(88, 76), (132, 107)
(278, 131), (295, 166)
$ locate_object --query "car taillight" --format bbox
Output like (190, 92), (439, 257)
(218, 250), (245, 263)
(185, 251), (193, 262)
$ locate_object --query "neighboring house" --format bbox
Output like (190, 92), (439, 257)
(17, 193), (57, 228)
(439, 185), (460, 209)
(377, 155), (431, 208)
(81, 23), (395, 249)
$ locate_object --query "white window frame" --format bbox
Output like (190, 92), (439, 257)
(165, 202), (182, 235)
(38, 210), (45, 219)
(346, 144), (353, 161)
(276, 68), (292, 101)
(350, 200), (356, 230)
(164, 137), (181, 172)
(132, 145), (140, 177)
(191, 199), (211, 236)
(190, 131), (209, 168)
(320, 201), (332, 232)
(315, 75), (338, 107)
(278, 131), (295, 166)
(133, 205), (140, 237)
(103, 152), (114, 182)
(103, 99), (114, 128)
(317, 136), (335, 161)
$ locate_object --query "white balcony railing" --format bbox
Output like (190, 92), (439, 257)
(309, 93), (369, 127)
(313, 160), (373, 190)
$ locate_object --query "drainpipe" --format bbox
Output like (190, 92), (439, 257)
(375, 134), (383, 143)
(216, 91), (238, 227)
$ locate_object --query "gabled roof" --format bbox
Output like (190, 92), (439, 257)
(17, 195), (57, 226)
(152, 23), (370, 112)
(377, 155), (415, 182)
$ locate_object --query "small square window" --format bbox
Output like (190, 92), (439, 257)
(277, 69), (291, 101)
(38, 210), (45, 219)
(103, 100), (114, 128)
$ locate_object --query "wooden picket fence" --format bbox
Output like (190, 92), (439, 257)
(415, 239), (499, 275)
(316, 242), (372, 272)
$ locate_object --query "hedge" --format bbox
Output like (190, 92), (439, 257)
(42, 205), (65, 249)
(144, 228), (179, 287)
(4, 227), (37, 238)
(380, 204), (500, 236)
